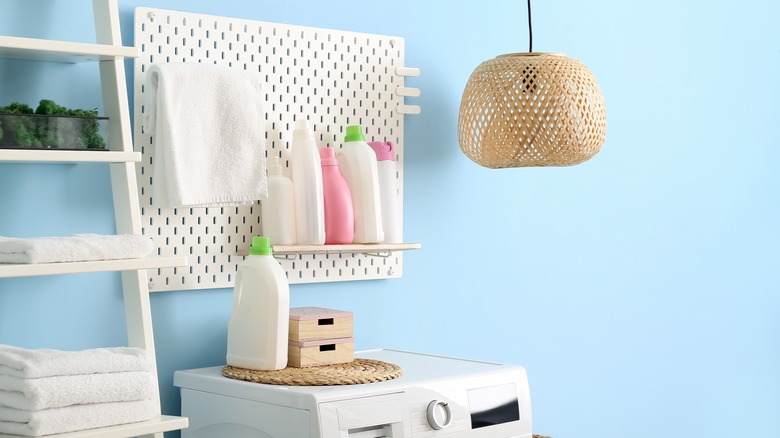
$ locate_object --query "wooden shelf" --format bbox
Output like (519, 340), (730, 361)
(0, 149), (141, 163)
(0, 36), (138, 63)
(272, 243), (422, 256)
(0, 415), (188, 438)
(0, 256), (188, 278)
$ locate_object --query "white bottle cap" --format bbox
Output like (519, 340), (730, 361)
(267, 156), (283, 176)
(293, 119), (314, 141)
(294, 119), (310, 132)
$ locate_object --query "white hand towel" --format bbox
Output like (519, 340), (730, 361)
(0, 400), (157, 436)
(0, 345), (152, 379)
(0, 234), (154, 264)
(145, 62), (268, 208)
(0, 372), (154, 411)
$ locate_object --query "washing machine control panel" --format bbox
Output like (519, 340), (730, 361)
(320, 378), (529, 437)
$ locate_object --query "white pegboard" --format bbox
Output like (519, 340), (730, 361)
(133, 7), (417, 291)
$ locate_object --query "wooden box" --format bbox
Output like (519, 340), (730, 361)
(289, 307), (353, 342)
(287, 337), (354, 368)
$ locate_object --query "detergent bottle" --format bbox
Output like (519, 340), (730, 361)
(290, 119), (326, 245)
(337, 125), (384, 243)
(320, 147), (354, 244)
(368, 141), (402, 243)
(261, 157), (296, 245)
(226, 236), (289, 370)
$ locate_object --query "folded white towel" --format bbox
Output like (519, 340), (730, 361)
(0, 400), (157, 436)
(145, 62), (268, 208)
(0, 372), (154, 411)
(0, 345), (152, 379)
(0, 234), (154, 264)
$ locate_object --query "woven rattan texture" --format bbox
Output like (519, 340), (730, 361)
(458, 53), (606, 168)
(222, 358), (402, 385)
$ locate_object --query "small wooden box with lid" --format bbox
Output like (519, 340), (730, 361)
(288, 307), (354, 368)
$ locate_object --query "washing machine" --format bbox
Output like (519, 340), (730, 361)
(174, 349), (532, 437)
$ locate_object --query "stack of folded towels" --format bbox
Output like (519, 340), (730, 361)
(0, 234), (155, 265)
(0, 344), (157, 437)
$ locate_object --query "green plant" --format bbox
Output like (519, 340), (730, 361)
(0, 99), (106, 149)
(0, 102), (38, 148)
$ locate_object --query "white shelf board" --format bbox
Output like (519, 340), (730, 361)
(0, 415), (188, 438)
(0, 256), (188, 278)
(272, 243), (422, 256)
(0, 36), (138, 62)
(0, 149), (141, 163)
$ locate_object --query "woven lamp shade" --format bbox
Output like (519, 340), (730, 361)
(458, 52), (607, 168)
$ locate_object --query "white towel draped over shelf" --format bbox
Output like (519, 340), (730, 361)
(0, 234), (154, 265)
(144, 62), (268, 208)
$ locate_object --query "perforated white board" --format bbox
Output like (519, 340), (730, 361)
(133, 8), (411, 291)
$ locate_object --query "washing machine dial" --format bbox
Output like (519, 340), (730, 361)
(426, 400), (453, 430)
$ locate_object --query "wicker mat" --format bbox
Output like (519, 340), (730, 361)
(222, 358), (403, 386)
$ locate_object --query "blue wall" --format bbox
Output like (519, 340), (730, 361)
(2, 1), (780, 437)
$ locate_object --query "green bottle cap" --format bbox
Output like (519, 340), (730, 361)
(344, 125), (365, 142)
(249, 236), (273, 256)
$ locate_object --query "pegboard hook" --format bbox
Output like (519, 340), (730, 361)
(365, 251), (393, 258)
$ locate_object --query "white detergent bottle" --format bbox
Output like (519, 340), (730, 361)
(338, 125), (384, 243)
(226, 236), (290, 370)
(368, 141), (402, 243)
(261, 157), (296, 245)
(290, 119), (326, 245)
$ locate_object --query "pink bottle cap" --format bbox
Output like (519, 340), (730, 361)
(320, 147), (339, 166)
(367, 141), (395, 161)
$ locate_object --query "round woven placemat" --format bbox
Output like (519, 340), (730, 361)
(222, 358), (403, 386)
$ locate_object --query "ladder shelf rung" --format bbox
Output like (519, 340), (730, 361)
(0, 36), (138, 63)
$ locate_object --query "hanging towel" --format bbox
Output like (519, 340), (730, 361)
(0, 234), (154, 264)
(0, 400), (157, 437)
(0, 371), (154, 411)
(0, 345), (152, 379)
(144, 62), (268, 208)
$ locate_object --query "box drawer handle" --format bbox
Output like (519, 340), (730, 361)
(319, 344), (336, 352)
(318, 318), (334, 326)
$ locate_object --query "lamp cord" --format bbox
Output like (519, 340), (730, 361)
(527, 0), (533, 52)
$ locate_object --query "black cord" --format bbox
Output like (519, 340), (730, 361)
(527, 0), (533, 52)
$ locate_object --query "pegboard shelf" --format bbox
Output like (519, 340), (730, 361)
(134, 7), (420, 290)
(272, 243), (421, 257)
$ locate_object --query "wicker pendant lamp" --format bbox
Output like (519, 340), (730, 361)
(458, 2), (607, 169)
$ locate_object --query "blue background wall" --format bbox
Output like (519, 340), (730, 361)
(2, 1), (779, 437)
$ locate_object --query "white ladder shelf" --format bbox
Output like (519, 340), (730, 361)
(0, 1), (188, 437)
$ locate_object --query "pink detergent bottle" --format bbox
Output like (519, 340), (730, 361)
(320, 147), (354, 244)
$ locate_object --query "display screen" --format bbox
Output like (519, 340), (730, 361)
(467, 383), (520, 429)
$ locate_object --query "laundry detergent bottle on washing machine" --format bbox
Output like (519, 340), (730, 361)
(226, 236), (290, 370)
